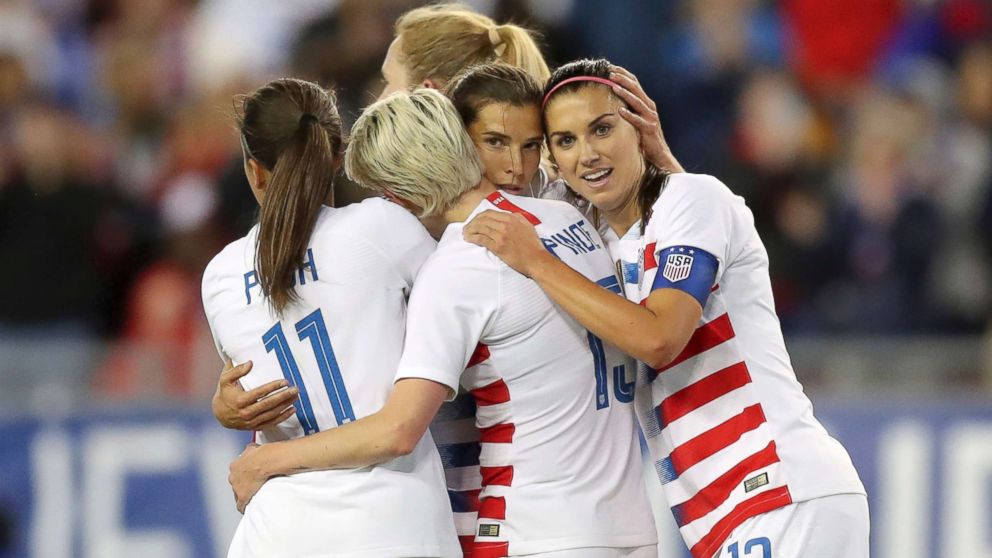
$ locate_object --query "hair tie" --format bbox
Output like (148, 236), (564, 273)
(488, 27), (507, 57)
(299, 113), (318, 126)
(542, 76), (620, 109)
(488, 27), (502, 46)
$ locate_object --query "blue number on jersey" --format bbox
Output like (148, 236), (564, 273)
(728, 537), (771, 558)
(262, 309), (354, 433)
(589, 275), (636, 410)
(296, 309), (355, 425)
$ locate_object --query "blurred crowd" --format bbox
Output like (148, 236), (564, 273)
(0, 0), (989, 406)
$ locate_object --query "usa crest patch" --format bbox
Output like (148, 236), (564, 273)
(662, 252), (694, 283)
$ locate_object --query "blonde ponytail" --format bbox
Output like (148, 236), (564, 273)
(395, 4), (549, 88)
(491, 24), (550, 83)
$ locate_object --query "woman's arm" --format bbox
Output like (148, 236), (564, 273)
(463, 211), (700, 369)
(228, 378), (449, 512)
(213, 359), (300, 431)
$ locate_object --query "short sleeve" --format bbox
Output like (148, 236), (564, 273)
(394, 247), (498, 399)
(376, 200), (437, 289)
(200, 255), (229, 362)
(644, 174), (739, 305)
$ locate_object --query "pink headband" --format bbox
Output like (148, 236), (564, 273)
(542, 76), (619, 109)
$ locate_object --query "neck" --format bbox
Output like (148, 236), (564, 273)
(440, 178), (498, 225)
(604, 190), (641, 237)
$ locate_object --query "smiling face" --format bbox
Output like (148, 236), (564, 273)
(467, 101), (543, 196)
(545, 85), (645, 229)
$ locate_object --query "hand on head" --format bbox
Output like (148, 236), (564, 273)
(608, 64), (684, 173)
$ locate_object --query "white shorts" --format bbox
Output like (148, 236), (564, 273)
(523, 545), (657, 558)
(713, 494), (869, 558)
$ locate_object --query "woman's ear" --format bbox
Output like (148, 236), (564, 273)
(421, 78), (438, 90)
(247, 159), (268, 191)
(245, 158), (272, 204)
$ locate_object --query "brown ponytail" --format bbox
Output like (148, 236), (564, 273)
(237, 78), (343, 316)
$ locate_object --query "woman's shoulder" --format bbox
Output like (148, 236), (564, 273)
(655, 172), (739, 210)
(315, 197), (427, 241)
(203, 227), (256, 282)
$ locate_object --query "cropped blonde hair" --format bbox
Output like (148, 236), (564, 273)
(345, 88), (483, 217)
(395, 3), (550, 89)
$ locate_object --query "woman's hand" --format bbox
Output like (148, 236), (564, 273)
(213, 360), (299, 431)
(463, 210), (554, 277)
(229, 443), (271, 513)
(609, 64), (684, 173)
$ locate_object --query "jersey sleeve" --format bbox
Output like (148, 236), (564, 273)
(644, 174), (738, 307)
(371, 198), (437, 290)
(200, 254), (229, 362)
(394, 247), (498, 399)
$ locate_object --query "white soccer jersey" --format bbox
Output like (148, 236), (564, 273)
(606, 174), (865, 558)
(201, 197), (460, 558)
(397, 192), (657, 557)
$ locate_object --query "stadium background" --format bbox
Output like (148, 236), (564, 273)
(0, 0), (990, 556)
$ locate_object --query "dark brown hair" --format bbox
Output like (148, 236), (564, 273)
(444, 62), (543, 127)
(543, 58), (669, 231)
(237, 78), (343, 315)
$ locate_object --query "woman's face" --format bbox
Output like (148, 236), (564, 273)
(467, 101), (544, 196)
(545, 85), (644, 217)
(379, 36), (413, 100)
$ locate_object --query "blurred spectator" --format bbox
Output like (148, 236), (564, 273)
(96, 173), (223, 401)
(0, 103), (128, 409)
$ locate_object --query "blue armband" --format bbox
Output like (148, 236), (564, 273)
(650, 246), (718, 307)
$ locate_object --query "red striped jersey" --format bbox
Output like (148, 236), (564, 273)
(606, 174), (865, 558)
(397, 191), (657, 556)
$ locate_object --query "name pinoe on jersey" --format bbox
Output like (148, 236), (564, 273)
(540, 219), (601, 258)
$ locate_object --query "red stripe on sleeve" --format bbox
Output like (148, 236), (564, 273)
(471, 379), (510, 406)
(657, 361), (752, 427)
(480, 465), (514, 486)
(468, 343), (491, 367)
(474, 541), (510, 558)
(669, 403), (766, 475)
(486, 192), (541, 225)
(657, 313), (736, 373)
(479, 422), (515, 443)
(644, 242), (658, 270)
(478, 496), (506, 520)
(459, 535), (476, 557)
(689, 486), (793, 558)
(671, 441), (782, 527)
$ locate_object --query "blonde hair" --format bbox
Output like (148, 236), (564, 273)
(395, 3), (550, 89)
(345, 88), (483, 217)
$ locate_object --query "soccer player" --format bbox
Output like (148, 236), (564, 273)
(464, 59), (869, 558)
(201, 78), (459, 558)
(208, 6), (686, 436)
(207, 3), (555, 429)
(228, 88), (659, 558)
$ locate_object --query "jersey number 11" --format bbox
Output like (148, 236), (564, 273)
(262, 309), (355, 434)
